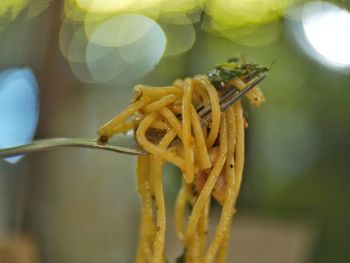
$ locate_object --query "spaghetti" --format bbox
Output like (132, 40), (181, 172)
(98, 60), (267, 263)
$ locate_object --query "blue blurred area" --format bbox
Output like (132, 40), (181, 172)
(0, 68), (39, 163)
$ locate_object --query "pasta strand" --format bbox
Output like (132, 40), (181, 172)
(97, 72), (265, 263)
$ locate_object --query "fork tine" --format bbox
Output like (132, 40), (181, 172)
(195, 70), (262, 113)
(241, 70), (259, 82)
(219, 73), (267, 112)
(199, 73), (267, 124)
(218, 71), (263, 104)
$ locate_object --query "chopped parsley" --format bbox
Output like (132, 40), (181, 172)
(207, 58), (272, 90)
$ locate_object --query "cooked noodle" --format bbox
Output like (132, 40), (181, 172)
(98, 65), (265, 263)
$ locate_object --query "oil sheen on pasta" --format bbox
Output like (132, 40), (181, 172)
(98, 66), (265, 263)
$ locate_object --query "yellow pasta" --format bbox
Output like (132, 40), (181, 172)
(182, 78), (195, 183)
(98, 61), (267, 263)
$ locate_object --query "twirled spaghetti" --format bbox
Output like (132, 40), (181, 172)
(98, 61), (266, 263)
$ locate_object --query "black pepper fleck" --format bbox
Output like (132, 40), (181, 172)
(98, 135), (109, 144)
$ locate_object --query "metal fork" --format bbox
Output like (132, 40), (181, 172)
(0, 73), (266, 158)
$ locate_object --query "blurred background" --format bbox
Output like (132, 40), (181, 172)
(0, 0), (350, 262)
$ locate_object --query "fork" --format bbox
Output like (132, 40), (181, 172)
(0, 73), (266, 158)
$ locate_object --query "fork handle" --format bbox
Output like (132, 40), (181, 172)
(0, 138), (100, 158)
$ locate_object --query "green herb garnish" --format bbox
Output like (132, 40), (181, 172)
(207, 58), (272, 90)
